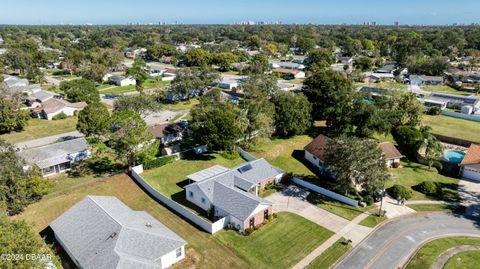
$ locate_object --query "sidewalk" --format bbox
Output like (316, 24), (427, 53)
(378, 196), (416, 218)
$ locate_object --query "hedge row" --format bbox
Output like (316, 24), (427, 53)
(144, 155), (177, 170)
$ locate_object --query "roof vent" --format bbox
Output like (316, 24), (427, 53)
(146, 222), (152, 228)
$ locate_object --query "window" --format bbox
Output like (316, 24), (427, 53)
(189, 191), (194, 198)
(176, 248), (182, 258)
(313, 156), (317, 160)
(201, 197), (206, 204)
(249, 217), (255, 228)
(264, 209), (269, 220)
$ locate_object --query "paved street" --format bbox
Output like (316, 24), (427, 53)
(332, 213), (480, 269)
(458, 179), (480, 218)
(14, 131), (84, 149)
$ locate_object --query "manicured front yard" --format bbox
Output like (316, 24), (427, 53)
(444, 250), (480, 269)
(306, 238), (352, 269)
(216, 212), (334, 269)
(387, 160), (459, 201)
(13, 174), (250, 269)
(0, 117), (78, 144)
(99, 79), (171, 94)
(358, 213), (387, 228)
(407, 203), (460, 213)
(307, 192), (375, 220)
(423, 114), (480, 143)
(405, 237), (480, 269)
(420, 85), (474, 96)
(248, 136), (316, 176)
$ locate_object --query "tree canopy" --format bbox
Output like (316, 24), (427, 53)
(60, 78), (100, 104)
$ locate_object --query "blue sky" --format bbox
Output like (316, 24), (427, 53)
(0, 0), (479, 25)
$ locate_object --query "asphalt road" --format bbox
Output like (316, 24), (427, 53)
(333, 213), (480, 269)
(15, 130), (84, 149)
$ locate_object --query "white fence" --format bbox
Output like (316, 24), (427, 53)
(292, 177), (359, 207)
(131, 165), (227, 234)
(442, 110), (480, 122)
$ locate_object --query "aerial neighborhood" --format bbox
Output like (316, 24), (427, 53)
(1, 3), (480, 269)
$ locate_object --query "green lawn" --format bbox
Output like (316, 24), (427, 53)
(0, 117), (78, 144)
(164, 98), (200, 111)
(420, 85), (474, 96)
(99, 79), (171, 94)
(142, 153), (245, 197)
(444, 250), (480, 269)
(423, 114), (480, 143)
(306, 238), (352, 269)
(407, 203), (459, 213)
(248, 136), (316, 176)
(307, 192), (375, 220)
(358, 213), (388, 228)
(387, 160), (459, 201)
(405, 237), (480, 269)
(13, 174), (250, 269)
(216, 212), (334, 269)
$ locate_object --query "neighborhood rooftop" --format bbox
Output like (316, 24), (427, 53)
(50, 196), (186, 269)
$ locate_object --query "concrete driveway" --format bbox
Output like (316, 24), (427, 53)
(459, 179), (480, 217)
(332, 213), (480, 269)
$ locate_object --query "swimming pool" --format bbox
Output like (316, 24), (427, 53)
(443, 150), (466, 164)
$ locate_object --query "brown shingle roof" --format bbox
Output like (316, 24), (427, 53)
(460, 144), (480, 166)
(378, 142), (403, 160)
(304, 134), (331, 162)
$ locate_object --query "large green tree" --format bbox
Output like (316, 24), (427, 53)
(271, 91), (312, 137)
(324, 136), (389, 195)
(77, 102), (110, 137)
(305, 48), (334, 72)
(60, 78), (100, 104)
(113, 94), (161, 116)
(126, 59), (150, 93)
(212, 52), (239, 71)
(108, 110), (151, 168)
(190, 89), (247, 151)
(0, 98), (30, 133)
(183, 48), (211, 67)
(0, 140), (52, 215)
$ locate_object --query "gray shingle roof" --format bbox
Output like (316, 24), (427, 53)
(213, 182), (272, 221)
(186, 158), (282, 221)
(17, 138), (89, 168)
(187, 165), (229, 182)
(50, 196), (186, 269)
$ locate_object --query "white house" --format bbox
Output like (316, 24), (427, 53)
(218, 74), (247, 90)
(50, 196), (187, 269)
(110, 75), (136, 86)
(184, 159), (284, 231)
(304, 134), (331, 172)
(17, 138), (90, 177)
(460, 144), (480, 181)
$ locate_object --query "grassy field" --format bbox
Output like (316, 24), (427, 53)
(406, 237), (480, 269)
(420, 85), (474, 96)
(12, 174), (251, 269)
(306, 238), (352, 269)
(142, 153), (245, 197)
(248, 136), (316, 177)
(443, 250), (480, 269)
(307, 192), (375, 220)
(387, 160), (459, 201)
(99, 79), (171, 94)
(216, 212), (334, 269)
(423, 115), (480, 143)
(407, 203), (459, 213)
(358, 213), (387, 228)
(164, 98), (200, 111)
(0, 117), (78, 144)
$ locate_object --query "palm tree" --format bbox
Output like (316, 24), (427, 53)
(419, 126), (443, 170)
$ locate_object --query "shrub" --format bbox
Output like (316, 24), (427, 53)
(262, 219), (270, 225)
(387, 184), (413, 200)
(243, 228), (254, 236)
(220, 150), (239, 160)
(363, 195), (374, 206)
(52, 112), (67, 120)
(432, 161), (443, 172)
(272, 213), (278, 219)
(426, 106), (441, 115)
(414, 181), (438, 194)
(143, 155), (176, 170)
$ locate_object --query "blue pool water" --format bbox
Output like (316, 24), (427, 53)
(443, 150), (466, 163)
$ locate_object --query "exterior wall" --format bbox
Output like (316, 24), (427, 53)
(385, 158), (401, 168)
(159, 245), (185, 269)
(304, 150), (323, 170)
(185, 185), (212, 211)
(462, 165), (480, 181)
(229, 215), (244, 231)
(45, 107), (80, 120)
(243, 205), (272, 230)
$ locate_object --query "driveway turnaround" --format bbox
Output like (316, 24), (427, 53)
(333, 213), (480, 269)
